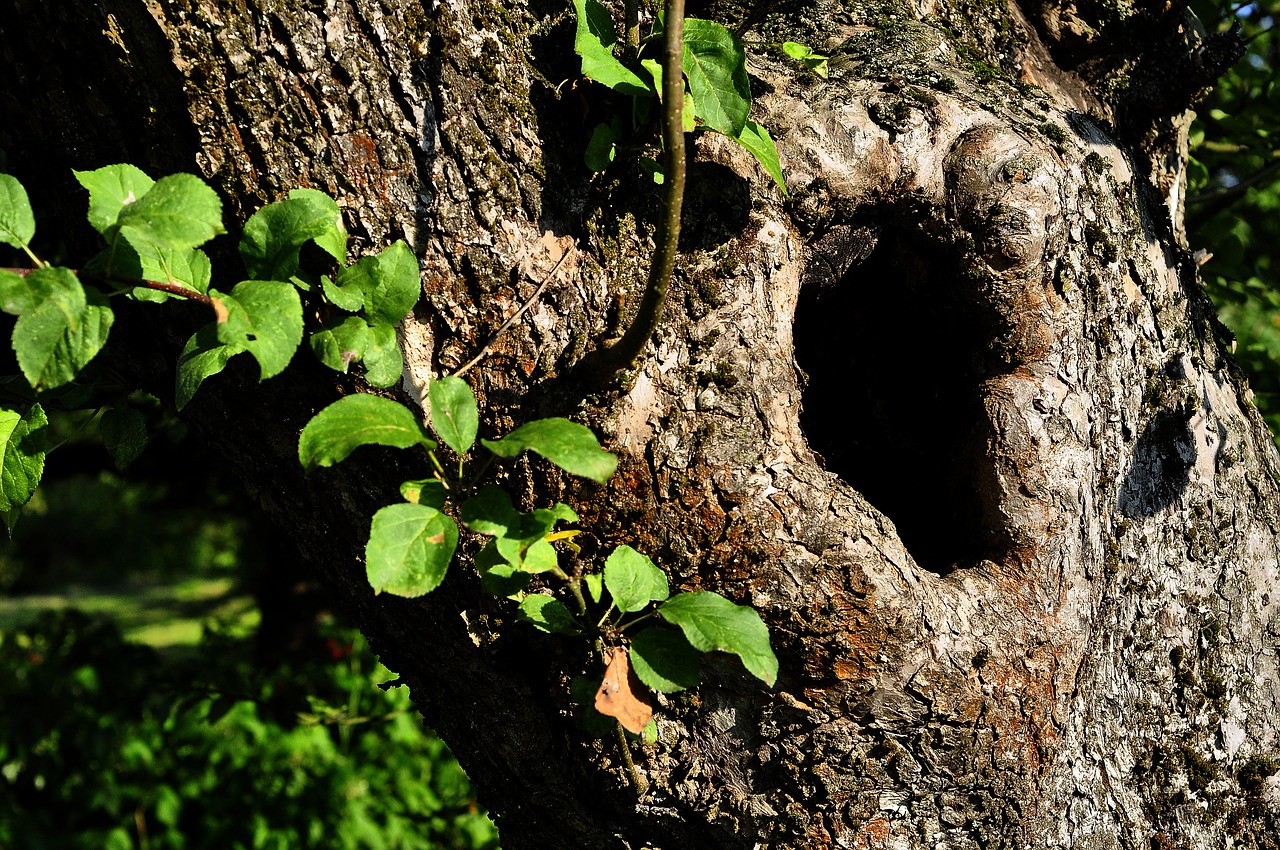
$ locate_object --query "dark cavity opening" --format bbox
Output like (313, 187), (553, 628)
(793, 224), (1003, 574)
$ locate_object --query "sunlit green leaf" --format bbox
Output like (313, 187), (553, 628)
(360, 323), (404, 388)
(517, 594), (582, 635)
(399, 478), (447, 509)
(482, 418), (617, 483)
(298, 394), (434, 469)
(603, 545), (669, 612)
(428, 376), (478, 455)
(0, 402), (45, 514)
(781, 41), (829, 78)
(584, 572), (604, 603)
(73, 164), (155, 235)
(0, 173), (36, 249)
(12, 267), (113, 390)
(476, 540), (531, 596)
(363, 241), (421, 324)
(0, 269), (40, 315)
(115, 173), (225, 251)
(212, 280), (303, 380)
(240, 189), (345, 281)
(310, 316), (372, 373)
(572, 0), (650, 96)
(681, 19), (750, 136)
(366, 503), (457, 597)
(731, 120), (787, 195)
(658, 591), (777, 686)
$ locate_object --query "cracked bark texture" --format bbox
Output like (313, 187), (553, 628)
(2, 0), (1278, 847)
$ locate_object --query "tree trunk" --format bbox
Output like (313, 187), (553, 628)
(3, 0), (1279, 847)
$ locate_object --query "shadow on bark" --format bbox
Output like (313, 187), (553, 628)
(1118, 407), (1194, 517)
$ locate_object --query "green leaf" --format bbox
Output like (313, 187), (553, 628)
(658, 591), (777, 686)
(105, 238), (213, 301)
(0, 174), (36, 249)
(12, 268), (114, 390)
(0, 269), (40, 314)
(428, 376), (478, 455)
(521, 536), (560, 574)
(310, 316), (372, 373)
(517, 594), (582, 635)
(321, 272), (365, 312)
(73, 164), (155, 235)
(360, 322), (403, 388)
(240, 189), (345, 282)
(629, 627), (700, 692)
(288, 188), (347, 261)
(584, 572), (604, 603)
(115, 173), (225, 251)
(781, 41), (829, 78)
(476, 540), (531, 596)
(175, 324), (235, 410)
(642, 58), (697, 132)
(499, 504), (578, 571)
(572, 0), (650, 96)
(585, 122), (618, 173)
(604, 545), (669, 612)
(212, 280), (303, 380)
(365, 503), (458, 597)
(731, 120), (787, 195)
(363, 241), (421, 324)
(100, 407), (148, 467)
(459, 484), (521, 536)
(329, 242), (421, 323)
(400, 478), (447, 509)
(482, 418), (617, 483)
(298, 394), (435, 469)
(0, 403), (46, 513)
(682, 19), (750, 136)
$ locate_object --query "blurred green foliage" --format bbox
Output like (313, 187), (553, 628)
(1190, 0), (1280, 437)
(0, 398), (499, 848)
(0, 611), (499, 850)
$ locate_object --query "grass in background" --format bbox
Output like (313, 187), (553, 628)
(0, 442), (499, 849)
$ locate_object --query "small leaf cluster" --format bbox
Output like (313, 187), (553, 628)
(177, 183), (416, 408)
(0, 168), (417, 526)
(0, 165), (777, 746)
(572, 0), (786, 193)
(781, 41), (829, 79)
(297, 376), (778, 714)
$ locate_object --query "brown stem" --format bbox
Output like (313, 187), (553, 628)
(1, 265), (214, 306)
(583, 0), (685, 386)
(623, 0), (640, 57)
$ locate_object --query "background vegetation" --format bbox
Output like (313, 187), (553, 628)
(1190, 0), (1280, 435)
(0, 409), (500, 849)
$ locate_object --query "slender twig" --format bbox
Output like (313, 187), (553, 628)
(584, 0), (685, 386)
(450, 248), (572, 379)
(0, 265), (215, 306)
(623, 0), (641, 56)
(616, 720), (649, 794)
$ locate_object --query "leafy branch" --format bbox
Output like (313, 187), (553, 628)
(0, 163), (778, 775)
(570, 0), (785, 383)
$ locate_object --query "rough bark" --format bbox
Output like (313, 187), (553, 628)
(3, 0), (1279, 847)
